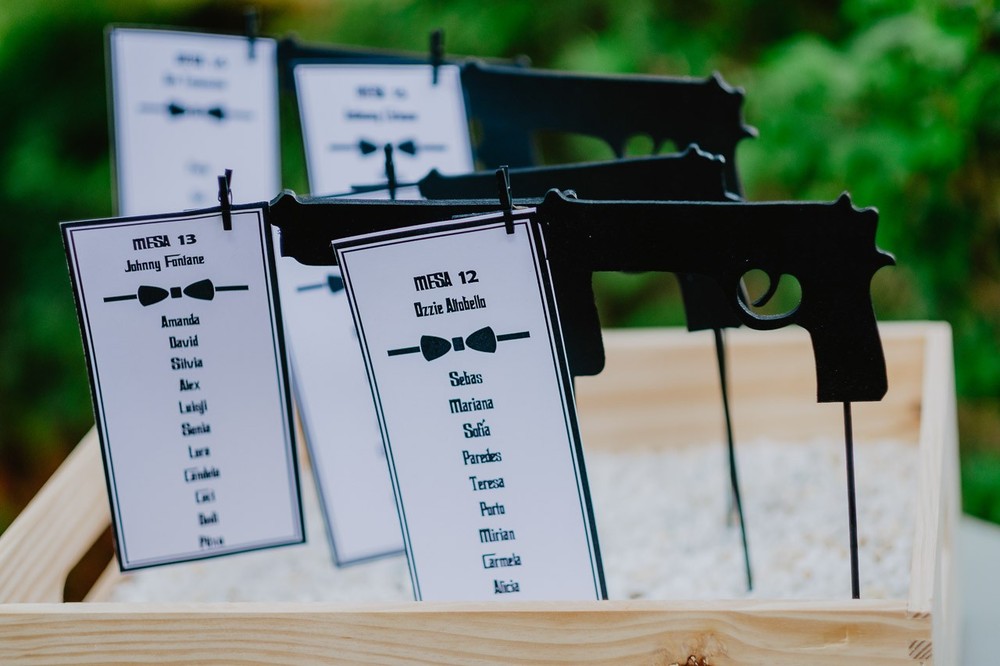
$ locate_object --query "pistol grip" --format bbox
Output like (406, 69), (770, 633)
(805, 312), (888, 403)
(552, 267), (605, 377)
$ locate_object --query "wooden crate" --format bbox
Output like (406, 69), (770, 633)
(0, 322), (958, 665)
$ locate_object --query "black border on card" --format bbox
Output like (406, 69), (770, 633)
(105, 25), (281, 217)
(526, 219), (607, 600)
(335, 213), (606, 601)
(61, 202), (304, 571)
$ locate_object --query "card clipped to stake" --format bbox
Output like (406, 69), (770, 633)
(294, 63), (473, 197)
(108, 27), (280, 216)
(63, 205), (303, 570)
(334, 210), (605, 601)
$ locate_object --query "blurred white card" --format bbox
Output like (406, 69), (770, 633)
(295, 63), (473, 197)
(109, 28), (280, 216)
(275, 257), (405, 564)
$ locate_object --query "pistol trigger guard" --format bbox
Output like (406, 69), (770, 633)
(733, 274), (799, 331)
(736, 302), (799, 331)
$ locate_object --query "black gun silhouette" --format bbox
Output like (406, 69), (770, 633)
(461, 62), (755, 196)
(419, 148), (736, 202)
(269, 189), (893, 404)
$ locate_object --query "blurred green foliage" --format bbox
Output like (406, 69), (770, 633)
(963, 452), (1000, 524)
(0, 0), (998, 531)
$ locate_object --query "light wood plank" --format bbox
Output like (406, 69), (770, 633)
(911, 324), (960, 665)
(0, 600), (929, 665)
(82, 562), (124, 604)
(0, 428), (109, 603)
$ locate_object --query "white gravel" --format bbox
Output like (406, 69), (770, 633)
(109, 437), (915, 602)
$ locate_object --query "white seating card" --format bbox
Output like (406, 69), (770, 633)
(335, 211), (605, 601)
(275, 260), (404, 564)
(109, 28), (280, 216)
(294, 63), (473, 197)
(63, 206), (303, 570)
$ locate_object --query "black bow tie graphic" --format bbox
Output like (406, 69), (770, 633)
(388, 326), (530, 361)
(296, 274), (345, 294)
(139, 101), (252, 122)
(328, 138), (446, 157)
(396, 139), (445, 156)
(104, 279), (249, 307)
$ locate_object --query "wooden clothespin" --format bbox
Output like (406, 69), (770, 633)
(244, 7), (259, 60)
(384, 144), (398, 201)
(430, 29), (443, 86)
(496, 165), (514, 235)
(218, 169), (233, 231)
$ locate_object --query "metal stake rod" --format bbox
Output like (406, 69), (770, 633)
(714, 328), (752, 590)
(844, 401), (860, 599)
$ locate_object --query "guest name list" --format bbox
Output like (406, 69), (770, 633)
(336, 212), (604, 601)
(63, 208), (303, 570)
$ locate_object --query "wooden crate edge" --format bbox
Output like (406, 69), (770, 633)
(0, 599), (929, 666)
